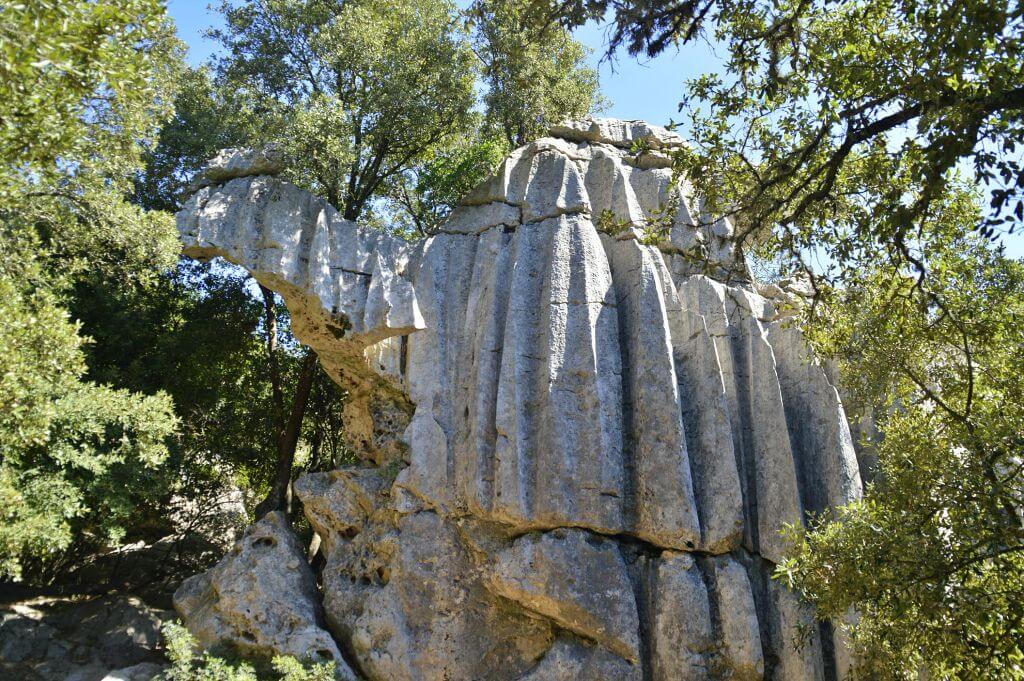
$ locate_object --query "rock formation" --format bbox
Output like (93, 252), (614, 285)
(174, 118), (863, 680)
(0, 595), (171, 680)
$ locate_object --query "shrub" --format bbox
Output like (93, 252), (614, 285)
(161, 622), (338, 681)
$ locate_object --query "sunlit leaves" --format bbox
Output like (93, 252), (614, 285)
(0, 0), (184, 579)
(211, 0), (478, 219)
(781, 226), (1024, 678)
(470, 0), (605, 148)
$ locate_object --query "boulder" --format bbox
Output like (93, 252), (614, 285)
(518, 637), (640, 681)
(189, 145), (285, 191)
(101, 662), (166, 680)
(173, 512), (355, 678)
(649, 552), (715, 680)
(488, 529), (640, 663)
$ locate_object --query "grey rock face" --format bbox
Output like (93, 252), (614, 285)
(173, 512), (357, 679)
(489, 529), (640, 663)
(648, 551), (716, 680)
(175, 117), (862, 679)
(712, 557), (765, 680)
(549, 118), (684, 151)
(100, 662), (166, 681)
(518, 637), (641, 681)
(347, 512), (552, 681)
(0, 595), (170, 681)
(188, 145), (285, 191)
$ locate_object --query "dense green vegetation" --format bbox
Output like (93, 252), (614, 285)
(162, 623), (337, 681)
(0, 0), (183, 582)
(781, 233), (1024, 678)
(4, 0), (1023, 677)
(547, 0), (1024, 677)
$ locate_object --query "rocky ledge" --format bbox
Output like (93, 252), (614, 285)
(173, 118), (863, 680)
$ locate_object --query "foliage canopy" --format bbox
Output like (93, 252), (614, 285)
(782, 219), (1024, 678)
(209, 0), (479, 221)
(0, 0), (184, 580)
(469, 0), (605, 148)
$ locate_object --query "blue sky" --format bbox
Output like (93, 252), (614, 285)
(166, 2), (1022, 258)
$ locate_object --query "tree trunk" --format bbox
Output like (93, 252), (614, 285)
(255, 284), (320, 519)
(259, 284), (285, 447)
(255, 350), (318, 518)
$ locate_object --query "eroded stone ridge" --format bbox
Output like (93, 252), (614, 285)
(175, 118), (863, 680)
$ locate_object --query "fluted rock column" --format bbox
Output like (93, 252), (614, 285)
(174, 119), (862, 681)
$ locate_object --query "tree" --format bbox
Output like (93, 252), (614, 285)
(251, 285), (321, 517)
(778, 214), (1024, 678)
(542, 0), (1024, 675)
(67, 257), (354, 594)
(387, 0), (606, 233)
(384, 126), (512, 235)
(134, 67), (261, 213)
(0, 257), (178, 582)
(469, 0), (605, 148)
(0, 0), (184, 580)
(210, 0), (478, 220)
(71, 262), (282, 493)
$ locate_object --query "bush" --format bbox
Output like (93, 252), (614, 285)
(161, 622), (338, 681)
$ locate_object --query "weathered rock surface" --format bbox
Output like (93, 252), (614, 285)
(0, 595), (170, 681)
(188, 144), (285, 191)
(173, 512), (357, 678)
(175, 118), (863, 679)
(489, 529), (640, 663)
(100, 662), (166, 681)
(518, 636), (641, 681)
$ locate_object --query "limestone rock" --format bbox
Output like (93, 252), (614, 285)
(349, 512), (552, 681)
(765, 573), (827, 681)
(711, 557), (765, 680)
(188, 145), (285, 193)
(295, 468), (553, 680)
(294, 468), (391, 558)
(172, 512), (355, 678)
(648, 552), (715, 680)
(488, 529), (640, 663)
(174, 118), (864, 680)
(602, 235), (701, 550)
(549, 118), (684, 150)
(517, 637), (640, 681)
(672, 302), (745, 552)
(442, 201), (521, 234)
(101, 662), (165, 681)
(766, 319), (862, 517)
(0, 595), (170, 681)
